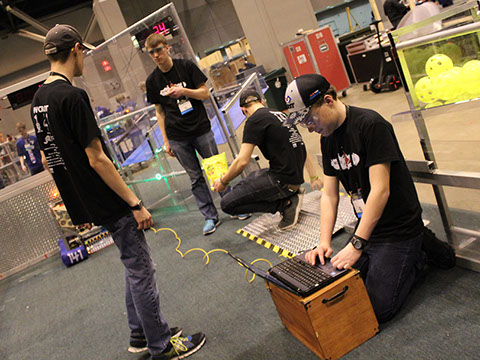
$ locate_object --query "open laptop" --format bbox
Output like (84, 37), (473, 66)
(228, 252), (348, 297)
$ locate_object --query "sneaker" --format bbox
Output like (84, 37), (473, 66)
(128, 327), (183, 353)
(151, 332), (206, 360)
(278, 188), (305, 230)
(203, 219), (221, 235)
(230, 213), (252, 221)
(422, 227), (456, 269)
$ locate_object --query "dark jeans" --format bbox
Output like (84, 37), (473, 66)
(352, 232), (424, 323)
(104, 213), (171, 355)
(169, 130), (228, 221)
(220, 168), (297, 215)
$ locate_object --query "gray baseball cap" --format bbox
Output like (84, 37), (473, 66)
(44, 24), (95, 55)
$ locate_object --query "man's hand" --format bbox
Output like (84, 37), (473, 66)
(165, 86), (185, 99)
(305, 241), (333, 266)
(163, 142), (174, 157)
(213, 178), (227, 192)
(331, 243), (362, 269)
(132, 207), (153, 230)
(310, 176), (323, 191)
(21, 164), (27, 172)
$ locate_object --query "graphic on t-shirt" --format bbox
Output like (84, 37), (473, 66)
(32, 104), (66, 172)
(160, 81), (187, 96)
(271, 110), (304, 149)
(331, 152), (360, 170)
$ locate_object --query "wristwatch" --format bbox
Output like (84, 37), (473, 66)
(350, 234), (368, 250)
(130, 199), (144, 211)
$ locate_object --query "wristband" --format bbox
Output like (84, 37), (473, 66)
(220, 176), (229, 187)
(310, 175), (319, 181)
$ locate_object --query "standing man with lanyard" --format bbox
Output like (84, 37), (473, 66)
(285, 74), (454, 323)
(16, 121), (44, 175)
(31, 24), (205, 359)
(145, 33), (249, 235)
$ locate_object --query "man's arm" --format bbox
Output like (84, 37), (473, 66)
(85, 137), (153, 230)
(166, 83), (209, 101)
(331, 162), (391, 269)
(305, 174), (339, 265)
(304, 151), (323, 190)
(212, 143), (255, 192)
(154, 104), (174, 157)
(40, 150), (49, 174)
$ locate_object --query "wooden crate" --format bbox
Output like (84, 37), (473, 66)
(266, 270), (379, 360)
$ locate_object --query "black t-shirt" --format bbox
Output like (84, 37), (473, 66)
(31, 80), (130, 225)
(243, 107), (306, 185)
(321, 105), (423, 242)
(146, 58), (210, 141)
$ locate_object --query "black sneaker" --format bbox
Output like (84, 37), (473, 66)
(128, 327), (183, 353)
(278, 188), (305, 230)
(422, 227), (456, 269)
(151, 332), (206, 360)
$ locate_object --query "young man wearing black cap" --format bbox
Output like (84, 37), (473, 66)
(212, 89), (321, 230)
(285, 74), (454, 323)
(145, 33), (249, 235)
(31, 24), (205, 359)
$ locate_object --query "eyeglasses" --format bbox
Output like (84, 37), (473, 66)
(148, 45), (166, 55)
(299, 115), (317, 128)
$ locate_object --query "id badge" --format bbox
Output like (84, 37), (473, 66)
(25, 143), (33, 151)
(351, 191), (365, 218)
(178, 99), (193, 115)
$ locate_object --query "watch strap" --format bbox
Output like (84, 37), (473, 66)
(130, 199), (143, 211)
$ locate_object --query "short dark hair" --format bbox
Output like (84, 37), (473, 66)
(46, 49), (71, 64)
(312, 86), (337, 107)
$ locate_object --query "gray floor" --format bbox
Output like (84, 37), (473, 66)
(1, 203), (479, 360)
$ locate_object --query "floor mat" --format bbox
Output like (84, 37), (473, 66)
(237, 190), (357, 256)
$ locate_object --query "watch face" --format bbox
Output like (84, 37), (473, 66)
(352, 238), (363, 250)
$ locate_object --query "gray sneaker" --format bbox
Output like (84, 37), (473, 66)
(278, 188), (305, 230)
(128, 327), (183, 353)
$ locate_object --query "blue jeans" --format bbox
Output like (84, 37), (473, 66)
(103, 213), (171, 355)
(220, 168), (297, 215)
(352, 233), (425, 323)
(169, 131), (228, 221)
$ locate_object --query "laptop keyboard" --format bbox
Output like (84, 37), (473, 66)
(275, 257), (331, 288)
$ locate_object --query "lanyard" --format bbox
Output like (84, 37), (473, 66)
(159, 62), (184, 88)
(49, 72), (72, 85)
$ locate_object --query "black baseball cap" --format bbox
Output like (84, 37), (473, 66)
(44, 24), (95, 55)
(284, 74), (331, 124)
(239, 89), (262, 107)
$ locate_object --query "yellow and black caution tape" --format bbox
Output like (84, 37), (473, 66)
(236, 229), (295, 259)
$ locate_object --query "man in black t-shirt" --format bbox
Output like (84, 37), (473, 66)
(383, 0), (409, 29)
(145, 33), (248, 236)
(212, 89), (321, 230)
(31, 25), (205, 360)
(285, 74), (454, 323)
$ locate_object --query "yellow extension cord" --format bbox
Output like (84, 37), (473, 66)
(150, 226), (281, 283)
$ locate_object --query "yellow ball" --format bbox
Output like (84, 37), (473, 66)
(459, 60), (480, 97)
(425, 54), (453, 77)
(425, 101), (443, 109)
(431, 67), (461, 100)
(415, 76), (438, 104)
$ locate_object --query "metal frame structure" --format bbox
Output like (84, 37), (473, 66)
(388, 1), (480, 271)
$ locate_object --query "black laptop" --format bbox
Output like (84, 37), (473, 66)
(228, 252), (348, 297)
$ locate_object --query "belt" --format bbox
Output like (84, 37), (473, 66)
(286, 184), (300, 192)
